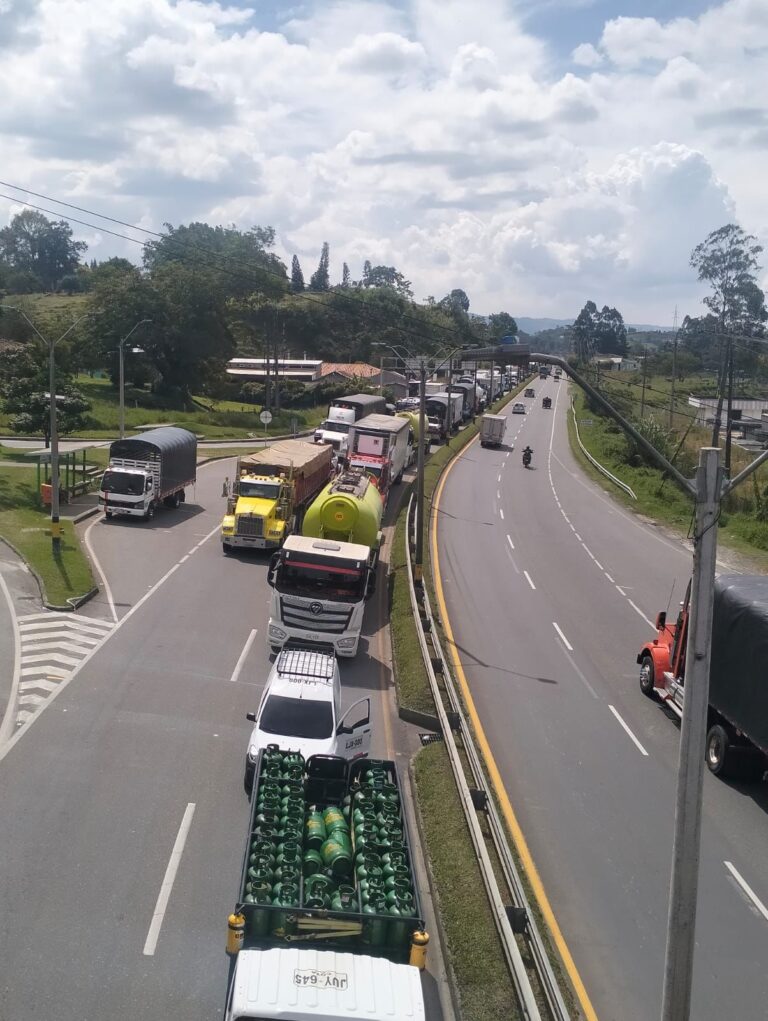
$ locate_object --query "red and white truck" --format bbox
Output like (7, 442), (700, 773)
(346, 414), (413, 504)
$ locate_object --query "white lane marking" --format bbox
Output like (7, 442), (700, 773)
(179, 555), (189, 564)
(523, 570), (536, 591)
(497, 474), (502, 483)
(506, 534), (515, 551)
(582, 544), (595, 561)
(627, 599), (655, 628)
(615, 585), (626, 596)
(594, 560), (603, 571)
(143, 802), (196, 955)
(552, 622), (573, 651)
(499, 508), (505, 520)
(230, 629), (259, 683)
(609, 705), (649, 756)
(605, 573), (614, 583)
(0, 521), (221, 765)
(497, 490), (501, 500)
(574, 532), (582, 541)
(83, 516), (119, 624)
(0, 571), (22, 748)
(560, 647), (599, 699)
(724, 861), (768, 923)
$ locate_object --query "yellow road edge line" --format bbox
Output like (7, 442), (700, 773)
(431, 441), (600, 1021)
(379, 524), (395, 760)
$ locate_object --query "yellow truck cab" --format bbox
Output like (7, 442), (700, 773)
(222, 441), (332, 553)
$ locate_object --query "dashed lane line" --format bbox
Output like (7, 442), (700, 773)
(608, 705), (649, 756)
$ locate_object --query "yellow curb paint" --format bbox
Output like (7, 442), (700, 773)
(431, 439), (600, 1021)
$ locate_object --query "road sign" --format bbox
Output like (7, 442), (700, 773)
(259, 410), (273, 425)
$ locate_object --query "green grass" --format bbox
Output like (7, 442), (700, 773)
(413, 742), (518, 1021)
(0, 466), (95, 606)
(3, 291), (88, 329)
(568, 387), (768, 568)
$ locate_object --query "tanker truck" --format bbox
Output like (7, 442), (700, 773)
(266, 470), (383, 657)
(221, 440), (332, 553)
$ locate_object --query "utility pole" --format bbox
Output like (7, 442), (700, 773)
(640, 346), (648, 419)
(724, 341), (734, 476)
(661, 448), (721, 1021)
(669, 307), (678, 430)
(118, 319), (152, 439)
(710, 331), (729, 447)
(414, 358), (427, 581)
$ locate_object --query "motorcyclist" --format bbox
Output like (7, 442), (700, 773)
(522, 445), (533, 466)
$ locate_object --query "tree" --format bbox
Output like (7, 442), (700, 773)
(487, 312), (518, 342)
(0, 210), (87, 291)
(290, 255), (305, 293)
(690, 224), (764, 334)
(362, 260), (373, 287)
(440, 289), (470, 315)
(690, 224), (765, 444)
(142, 221), (286, 299)
(594, 306), (627, 355)
(363, 265), (413, 298)
(571, 300), (598, 363)
(0, 345), (90, 445)
(59, 273), (84, 295)
(341, 262), (351, 288)
(308, 242), (330, 292)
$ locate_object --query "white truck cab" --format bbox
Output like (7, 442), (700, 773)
(244, 645), (371, 791)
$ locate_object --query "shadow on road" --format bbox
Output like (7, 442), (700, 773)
(447, 633), (559, 686)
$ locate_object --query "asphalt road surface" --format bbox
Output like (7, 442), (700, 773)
(0, 456), (446, 1021)
(435, 379), (768, 1021)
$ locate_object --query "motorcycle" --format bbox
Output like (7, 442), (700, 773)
(522, 450), (532, 468)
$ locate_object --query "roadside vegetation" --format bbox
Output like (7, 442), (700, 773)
(413, 741), (518, 1021)
(0, 465), (95, 606)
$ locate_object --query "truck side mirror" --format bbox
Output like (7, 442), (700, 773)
(246, 712), (256, 723)
(655, 611), (667, 631)
(365, 570), (376, 600)
(266, 553), (280, 588)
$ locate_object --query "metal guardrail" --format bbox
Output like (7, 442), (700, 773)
(404, 495), (572, 1021)
(570, 396), (636, 500)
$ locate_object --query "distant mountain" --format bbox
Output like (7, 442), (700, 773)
(516, 316), (674, 335)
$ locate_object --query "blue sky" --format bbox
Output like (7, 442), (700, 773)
(1, 0), (765, 323)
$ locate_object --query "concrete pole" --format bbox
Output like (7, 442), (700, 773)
(49, 340), (61, 554)
(660, 447), (721, 1021)
(119, 340), (126, 440)
(414, 358), (427, 581)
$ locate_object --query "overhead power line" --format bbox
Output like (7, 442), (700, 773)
(0, 181), (481, 350)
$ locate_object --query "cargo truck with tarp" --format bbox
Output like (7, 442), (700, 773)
(638, 573), (768, 781)
(267, 470), (382, 657)
(224, 749), (427, 1021)
(99, 426), (197, 521)
(222, 440), (332, 552)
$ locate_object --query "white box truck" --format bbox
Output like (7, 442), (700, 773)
(347, 413), (413, 496)
(480, 414), (506, 448)
(99, 427), (197, 521)
(313, 394), (387, 455)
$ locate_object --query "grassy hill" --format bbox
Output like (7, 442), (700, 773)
(1, 291), (89, 331)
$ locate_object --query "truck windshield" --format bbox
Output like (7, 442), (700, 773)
(322, 421), (350, 434)
(279, 561), (365, 601)
(238, 480), (281, 499)
(101, 470), (145, 496)
(260, 695), (334, 739)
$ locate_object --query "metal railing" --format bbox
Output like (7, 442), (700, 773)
(570, 397), (637, 500)
(405, 493), (572, 1021)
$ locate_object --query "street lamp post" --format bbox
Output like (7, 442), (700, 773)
(118, 320), (152, 439)
(0, 305), (101, 553)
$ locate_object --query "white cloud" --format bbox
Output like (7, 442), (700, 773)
(571, 43), (603, 68)
(0, 0), (764, 322)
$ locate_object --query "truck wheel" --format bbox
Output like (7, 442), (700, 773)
(706, 724), (733, 777)
(222, 542), (231, 554)
(144, 503), (155, 521)
(104, 510), (113, 519)
(639, 655), (656, 697)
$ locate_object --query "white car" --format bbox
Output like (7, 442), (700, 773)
(243, 644), (371, 792)
(512, 403), (526, 415)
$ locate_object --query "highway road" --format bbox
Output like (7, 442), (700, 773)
(0, 455), (446, 1020)
(434, 379), (768, 1021)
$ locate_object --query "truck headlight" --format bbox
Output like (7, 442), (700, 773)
(247, 744), (259, 762)
(338, 637), (356, 650)
(269, 529), (282, 537)
(222, 516), (235, 534)
(269, 625), (287, 640)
